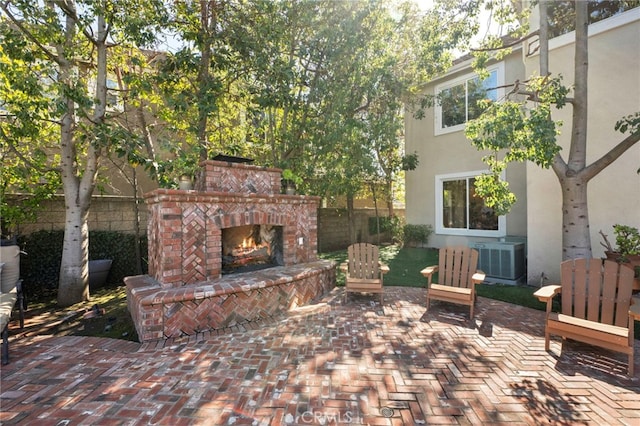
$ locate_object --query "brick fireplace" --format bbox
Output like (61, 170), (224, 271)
(125, 159), (336, 342)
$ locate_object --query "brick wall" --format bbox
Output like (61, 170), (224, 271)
(12, 195), (147, 236)
(317, 208), (405, 252)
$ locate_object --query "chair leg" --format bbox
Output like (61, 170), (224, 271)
(629, 353), (634, 377)
(544, 331), (550, 351)
(1, 324), (9, 365)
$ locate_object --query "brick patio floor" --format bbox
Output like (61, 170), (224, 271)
(1, 286), (639, 425)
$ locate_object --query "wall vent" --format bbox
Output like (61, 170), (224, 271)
(471, 242), (525, 281)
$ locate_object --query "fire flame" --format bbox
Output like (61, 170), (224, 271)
(233, 237), (268, 256)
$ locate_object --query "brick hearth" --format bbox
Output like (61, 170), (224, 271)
(125, 160), (336, 341)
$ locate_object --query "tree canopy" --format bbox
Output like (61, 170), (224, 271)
(1, 0), (476, 305)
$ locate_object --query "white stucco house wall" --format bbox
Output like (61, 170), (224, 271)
(404, 3), (640, 286)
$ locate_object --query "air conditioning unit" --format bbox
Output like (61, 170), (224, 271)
(471, 241), (525, 282)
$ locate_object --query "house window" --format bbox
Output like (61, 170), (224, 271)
(548, 1), (639, 38)
(435, 171), (506, 237)
(106, 78), (120, 109)
(435, 64), (502, 135)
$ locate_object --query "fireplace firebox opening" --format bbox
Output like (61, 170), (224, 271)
(221, 225), (284, 275)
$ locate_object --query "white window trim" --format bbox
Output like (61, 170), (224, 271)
(434, 62), (505, 136)
(435, 170), (507, 237)
(88, 76), (124, 112)
(547, 6), (640, 52)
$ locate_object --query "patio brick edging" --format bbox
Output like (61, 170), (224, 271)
(125, 260), (336, 342)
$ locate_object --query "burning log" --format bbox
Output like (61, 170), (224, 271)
(224, 246), (270, 269)
(231, 245), (269, 258)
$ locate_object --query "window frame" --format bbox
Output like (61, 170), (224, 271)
(106, 78), (121, 109)
(435, 170), (507, 237)
(434, 62), (504, 136)
(548, 5), (640, 51)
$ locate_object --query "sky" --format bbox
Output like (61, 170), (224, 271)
(414, 0), (501, 47)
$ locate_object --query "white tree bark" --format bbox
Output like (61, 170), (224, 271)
(558, 0), (591, 261)
(57, 3), (106, 306)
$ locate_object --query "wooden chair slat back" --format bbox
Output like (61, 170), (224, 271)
(613, 263), (634, 327)
(560, 258), (634, 327)
(348, 243), (380, 280)
(438, 246), (478, 289)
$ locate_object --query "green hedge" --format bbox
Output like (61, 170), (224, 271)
(368, 216), (393, 235)
(402, 224), (433, 246)
(18, 230), (148, 301)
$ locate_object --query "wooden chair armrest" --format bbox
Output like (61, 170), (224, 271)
(472, 271), (486, 284)
(533, 285), (561, 303)
(379, 263), (390, 274)
(339, 262), (348, 273)
(420, 265), (438, 277)
(630, 300), (640, 321)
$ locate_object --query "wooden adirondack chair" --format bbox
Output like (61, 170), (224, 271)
(534, 258), (640, 376)
(341, 243), (389, 304)
(421, 246), (486, 319)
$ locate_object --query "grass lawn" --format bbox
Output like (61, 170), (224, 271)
(319, 245), (547, 311)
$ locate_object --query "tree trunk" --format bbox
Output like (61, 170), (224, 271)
(196, 1), (217, 163)
(57, 6), (104, 306)
(58, 196), (91, 306)
(346, 193), (356, 244)
(386, 179), (395, 218)
(371, 183), (380, 245)
(559, 175), (592, 260)
(560, 1), (591, 261)
(545, 1), (593, 262)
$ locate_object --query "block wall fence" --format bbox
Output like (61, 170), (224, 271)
(9, 195), (403, 252)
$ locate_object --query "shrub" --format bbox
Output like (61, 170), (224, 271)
(368, 215), (405, 244)
(613, 224), (640, 258)
(402, 224), (433, 247)
(18, 230), (63, 295)
(18, 230), (148, 301)
(368, 215), (393, 235)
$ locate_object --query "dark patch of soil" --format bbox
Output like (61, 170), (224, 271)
(12, 285), (138, 342)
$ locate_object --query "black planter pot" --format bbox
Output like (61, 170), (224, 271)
(89, 259), (112, 290)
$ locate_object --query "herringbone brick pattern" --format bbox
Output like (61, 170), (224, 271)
(145, 192), (320, 287)
(127, 261), (336, 341)
(2, 287), (639, 425)
(198, 160), (282, 194)
(183, 204), (208, 284)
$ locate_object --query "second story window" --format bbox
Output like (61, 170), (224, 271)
(548, 0), (640, 38)
(435, 64), (503, 135)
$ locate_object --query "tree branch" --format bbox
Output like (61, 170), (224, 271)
(470, 30), (540, 53)
(581, 131), (640, 182)
(0, 4), (60, 64)
(0, 126), (60, 173)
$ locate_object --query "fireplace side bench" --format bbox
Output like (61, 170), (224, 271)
(126, 260), (336, 342)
